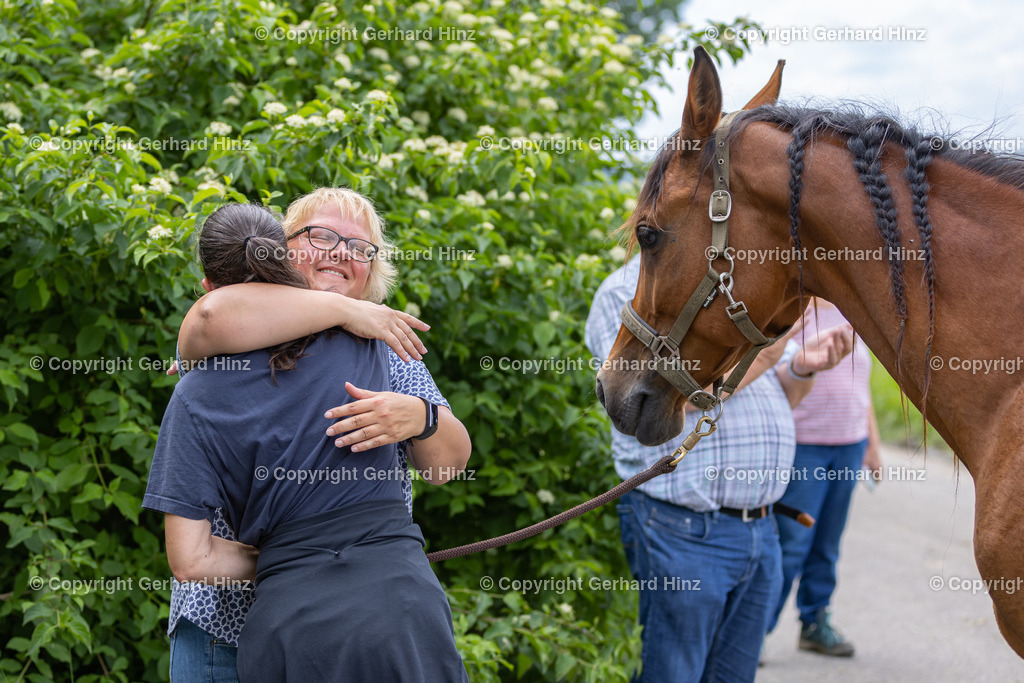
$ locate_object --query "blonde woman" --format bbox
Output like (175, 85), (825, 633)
(155, 189), (470, 681)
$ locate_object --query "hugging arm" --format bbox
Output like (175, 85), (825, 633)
(164, 514), (258, 584)
(324, 382), (472, 485)
(178, 283), (429, 363)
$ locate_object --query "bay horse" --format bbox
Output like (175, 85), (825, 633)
(595, 46), (1024, 657)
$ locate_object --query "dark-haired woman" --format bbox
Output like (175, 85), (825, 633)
(144, 201), (470, 681)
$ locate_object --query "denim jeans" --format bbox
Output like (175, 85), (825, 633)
(618, 490), (782, 683)
(169, 618), (239, 683)
(768, 439), (867, 629)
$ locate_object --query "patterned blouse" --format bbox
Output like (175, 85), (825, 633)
(167, 348), (450, 646)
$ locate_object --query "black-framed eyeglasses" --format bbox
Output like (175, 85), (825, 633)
(286, 225), (379, 262)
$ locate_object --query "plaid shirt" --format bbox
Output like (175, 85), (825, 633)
(585, 257), (796, 511)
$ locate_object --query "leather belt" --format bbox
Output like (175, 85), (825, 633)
(718, 505), (771, 522)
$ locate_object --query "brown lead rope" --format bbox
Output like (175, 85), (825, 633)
(426, 416), (815, 563)
(427, 455), (679, 563)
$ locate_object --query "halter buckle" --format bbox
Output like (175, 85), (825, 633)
(709, 189), (732, 222)
(726, 300), (748, 317)
(685, 390), (719, 412)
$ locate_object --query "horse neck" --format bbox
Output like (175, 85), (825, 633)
(776, 142), (1024, 473)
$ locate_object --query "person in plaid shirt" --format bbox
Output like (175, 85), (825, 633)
(586, 256), (853, 682)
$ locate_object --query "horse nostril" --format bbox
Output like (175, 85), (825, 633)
(595, 378), (606, 407)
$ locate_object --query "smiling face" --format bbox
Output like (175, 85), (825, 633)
(287, 203), (374, 298)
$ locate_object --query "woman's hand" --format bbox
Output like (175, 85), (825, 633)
(324, 382), (427, 452)
(339, 300), (429, 362)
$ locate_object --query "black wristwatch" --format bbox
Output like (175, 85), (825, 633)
(413, 397), (439, 440)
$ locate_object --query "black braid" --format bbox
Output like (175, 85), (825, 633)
(903, 129), (937, 435)
(786, 117), (816, 301)
(848, 120), (908, 375)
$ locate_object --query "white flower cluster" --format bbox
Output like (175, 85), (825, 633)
(440, 0), (463, 15)
(365, 90), (390, 104)
(457, 190), (485, 207)
(333, 52), (352, 70)
(208, 121), (231, 136)
(0, 102), (23, 121)
(489, 27), (515, 50)
(506, 64), (550, 92)
(94, 66), (133, 82)
(405, 186), (429, 202)
(445, 41), (477, 56)
(198, 179), (226, 195)
(263, 101), (287, 116)
(149, 177), (173, 195)
(6, 122), (25, 134)
(147, 224), (173, 240)
(536, 97), (558, 111)
(377, 151), (404, 170)
(403, 138), (426, 152)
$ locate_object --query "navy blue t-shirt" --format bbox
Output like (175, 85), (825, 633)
(143, 333), (404, 546)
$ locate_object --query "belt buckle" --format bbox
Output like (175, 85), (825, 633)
(741, 507), (763, 522)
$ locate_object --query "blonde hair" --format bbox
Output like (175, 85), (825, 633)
(282, 187), (397, 304)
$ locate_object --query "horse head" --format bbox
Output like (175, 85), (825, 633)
(596, 48), (803, 446)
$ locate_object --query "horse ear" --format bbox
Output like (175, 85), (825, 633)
(741, 59), (785, 110)
(680, 46), (722, 143)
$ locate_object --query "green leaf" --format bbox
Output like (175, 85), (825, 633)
(6, 423), (38, 444)
(75, 325), (105, 355)
(190, 187), (223, 207)
(13, 268), (34, 289)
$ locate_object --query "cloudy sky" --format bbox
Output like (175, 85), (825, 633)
(637, 0), (1024, 151)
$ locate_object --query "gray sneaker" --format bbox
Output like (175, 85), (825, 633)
(799, 610), (855, 657)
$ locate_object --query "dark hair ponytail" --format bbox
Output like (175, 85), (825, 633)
(199, 203), (306, 290)
(197, 203), (319, 380)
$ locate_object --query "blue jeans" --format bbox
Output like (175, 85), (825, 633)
(618, 490), (782, 683)
(169, 618), (239, 683)
(769, 440), (867, 629)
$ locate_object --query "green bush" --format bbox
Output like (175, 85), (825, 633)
(0, 1), (754, 679)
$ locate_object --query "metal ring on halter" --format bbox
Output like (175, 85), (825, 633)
(708, 251), (735, 277)
(701, 397), (725, 425)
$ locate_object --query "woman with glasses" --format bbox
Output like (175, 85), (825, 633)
(158, 188), (472, 682)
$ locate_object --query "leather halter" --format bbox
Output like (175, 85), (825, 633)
(620, 112), (792, 412)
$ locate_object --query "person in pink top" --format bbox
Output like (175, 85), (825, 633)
(768, 298), (882, 657)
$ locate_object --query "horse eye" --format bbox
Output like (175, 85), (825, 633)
(636, 225), (659, 249)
